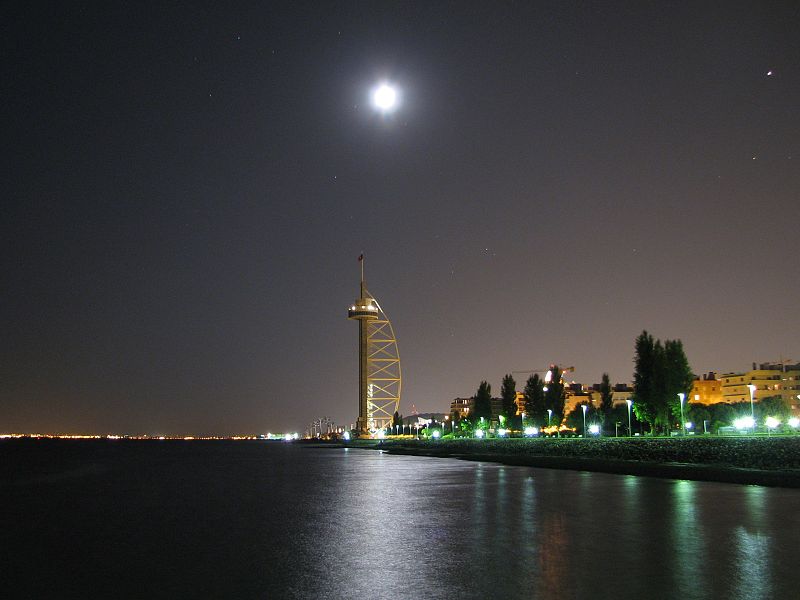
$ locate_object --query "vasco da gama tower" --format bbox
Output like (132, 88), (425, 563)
(347, 256), (401, 433)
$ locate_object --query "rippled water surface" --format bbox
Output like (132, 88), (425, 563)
(3, 441), (799, 598)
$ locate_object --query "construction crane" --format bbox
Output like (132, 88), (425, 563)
(512, 365), (575, 384)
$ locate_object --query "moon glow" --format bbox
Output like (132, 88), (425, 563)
(372, 83), (398, 112)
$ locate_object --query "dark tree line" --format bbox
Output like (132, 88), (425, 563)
(473, 380), (492, 425)
(632, 331), (694, 435)
(500, 374), (517, 428)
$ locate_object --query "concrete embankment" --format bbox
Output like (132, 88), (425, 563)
(365, 437), (800, 488)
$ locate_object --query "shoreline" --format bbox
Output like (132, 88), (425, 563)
(359, 438), (800, 488)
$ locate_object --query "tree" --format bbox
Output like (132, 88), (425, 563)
(392, 411), (402, 429)
(664, 339), (695, 426)
(686, 403), (710, 434)
(524, 374), (546, 428)
(565, 401), (600, 435)
(632, 331), (658, 431)
(544, 365), (566, 433)
(599, 373), (614, 432)
(500, 374), (518, 429)
(757, 396), (790, 422)
(609, 403), (643, 435)
(708, 402), (736, 433)
(632, 331), (693, 435)
(473, 381), (492, 426)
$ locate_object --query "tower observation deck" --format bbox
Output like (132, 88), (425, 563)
(347, 256), (401, 433)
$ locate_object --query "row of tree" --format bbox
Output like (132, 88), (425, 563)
(469, 366), (573, 431)
(564, 396), (792, 436)
(631, 330), (694, 435)
(458, 330), (789, 437)
(464, 330), (694, 435)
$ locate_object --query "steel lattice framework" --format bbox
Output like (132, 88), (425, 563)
(347, 259), (401, 433)
(364, 295), (401, 431)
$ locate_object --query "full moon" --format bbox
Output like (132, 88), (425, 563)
(372, 83), (398, 112)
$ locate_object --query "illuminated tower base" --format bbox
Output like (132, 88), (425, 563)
(347, 258), (401, 433)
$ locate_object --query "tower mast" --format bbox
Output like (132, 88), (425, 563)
(347, 255), (402, 435)
(348, 255), (378, 432)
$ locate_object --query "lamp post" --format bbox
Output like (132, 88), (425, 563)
(747, 384), (757, 435)
(678, 393), (685, 436)
(547, 409), (552, 435)
(582, 404), (587, 437)
(626, 400), (633, 437)
(765, 417), (779, 436)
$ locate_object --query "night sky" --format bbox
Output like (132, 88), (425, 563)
(3, 2), (799, 435)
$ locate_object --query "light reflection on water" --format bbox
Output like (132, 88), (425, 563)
(5, 442), (800, 599)
(316, 448), (800, 600)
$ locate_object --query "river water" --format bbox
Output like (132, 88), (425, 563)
(3, 441), (799, 598)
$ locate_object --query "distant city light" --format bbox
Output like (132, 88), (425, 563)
(588, 424), (600, 435)
(343, 431), (351, 441)
(524, 426), (538, 436)
(497, 428), (507, 437)
(431, 430), (441, 439)
(789, 417), (800, 429)
(685, 422), (693, 430)
(734, 416), (755, 430)
(765, 417), (780, 430)
(475, 429), (485, 439)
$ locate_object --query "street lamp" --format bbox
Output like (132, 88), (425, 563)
(678, 393), (685, 436)
(547, 409), (552, 434)
(765, 416), (780, 436)
(747, 384), (757, 434)
(626, 400), (633, 437)
(582, 404), (587, 437)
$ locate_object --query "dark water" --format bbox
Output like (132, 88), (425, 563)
(2, 441), (799, 599)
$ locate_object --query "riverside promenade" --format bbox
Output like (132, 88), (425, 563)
(356, 436), (800, 488)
